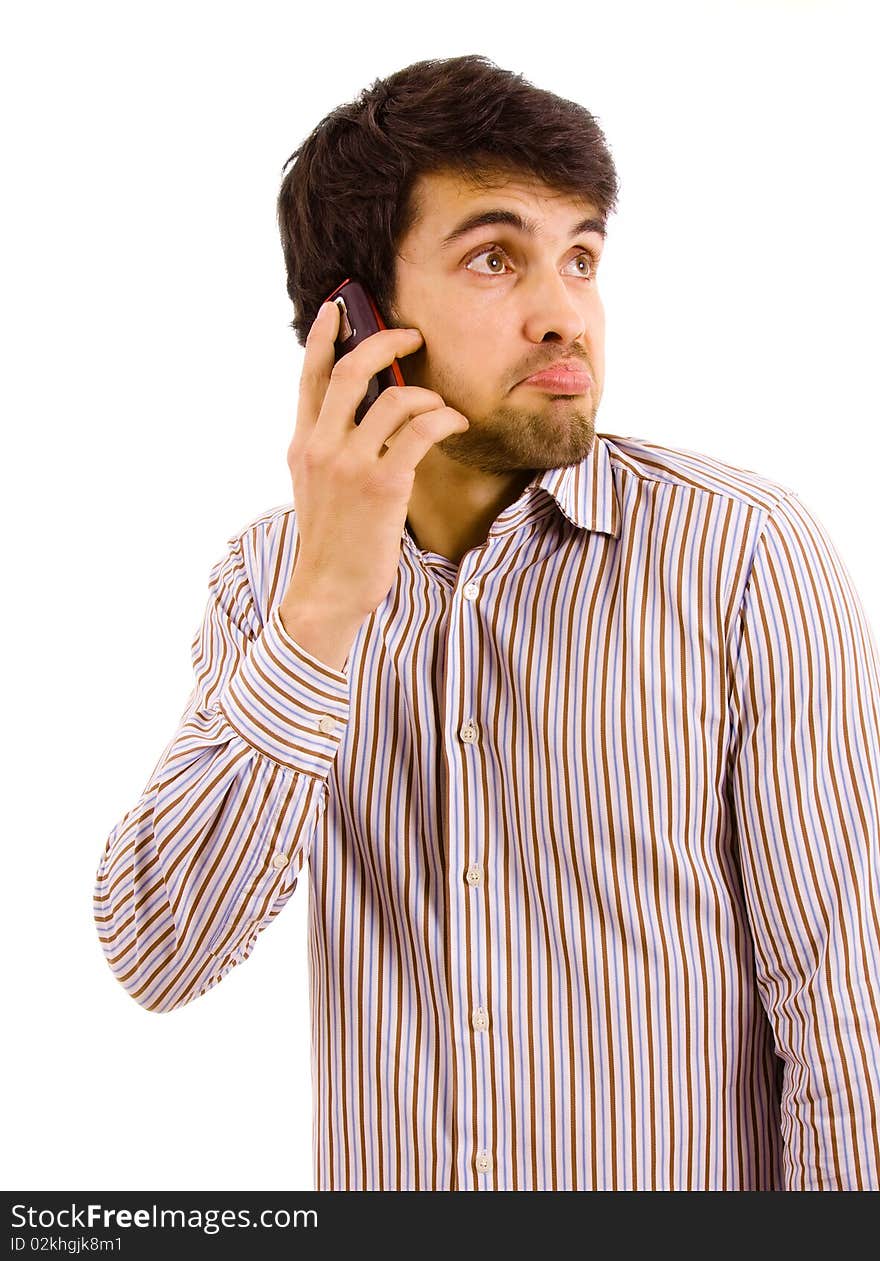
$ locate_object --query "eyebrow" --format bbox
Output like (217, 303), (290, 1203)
(439, 208), (607, 251)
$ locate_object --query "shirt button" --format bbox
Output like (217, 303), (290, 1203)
(466, 863), (483, 887)
(460, 721), (477, 744)
(475, 1150), (493, 1172)
(317, 715), (336, 734)
(472, 1005), (490, 1032)
(271, 853), (289, 869)
(463, 581), (479, 600)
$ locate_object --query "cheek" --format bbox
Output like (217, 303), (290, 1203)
(443, 338), (499, 392)
(421, 324), (473, 375)
(421, 343), (496, 411)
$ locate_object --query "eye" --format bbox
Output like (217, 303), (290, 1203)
(464, 246), (511, 275)
(565, 250), (600, 279)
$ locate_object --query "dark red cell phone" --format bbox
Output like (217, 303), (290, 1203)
(323, 278), (407, 425)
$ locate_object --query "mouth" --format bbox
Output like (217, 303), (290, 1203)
(517, 369), (592, 394)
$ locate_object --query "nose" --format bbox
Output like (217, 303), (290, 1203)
(521, 270), (588, 345)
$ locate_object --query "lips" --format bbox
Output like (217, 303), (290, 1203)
(520, 369), (592, 393)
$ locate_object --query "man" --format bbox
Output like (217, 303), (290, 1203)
(93, 54), (880, 1191)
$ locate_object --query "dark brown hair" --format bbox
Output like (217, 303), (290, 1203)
(277, 54), (620, 346)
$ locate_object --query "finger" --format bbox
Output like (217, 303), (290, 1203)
(352, 386), (449, 454)
(317, 327), (424, 441)
(294, 301), (341, 443)
(379, 406), (469, 474)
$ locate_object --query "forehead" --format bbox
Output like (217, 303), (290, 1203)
(404, 167), (600, 239)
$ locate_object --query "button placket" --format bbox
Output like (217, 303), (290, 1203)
(460, 581), (479, 747)
(454, 567), (495, 1187)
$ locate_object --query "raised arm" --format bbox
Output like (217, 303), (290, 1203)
(93, 530), (352, 1012)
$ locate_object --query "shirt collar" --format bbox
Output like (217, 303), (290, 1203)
(402, 432), (621, 554)
(491, 432), (621, 541)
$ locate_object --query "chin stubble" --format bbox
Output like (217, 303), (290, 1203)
(437, 402), (597, 475)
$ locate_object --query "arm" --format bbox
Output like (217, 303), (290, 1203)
(93, 527), (352, 1013)
(727, 489), (880, 1189)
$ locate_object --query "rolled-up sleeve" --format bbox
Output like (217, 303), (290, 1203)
(727, 489), (880, 1190)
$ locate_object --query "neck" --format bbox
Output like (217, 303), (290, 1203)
(405, 451), (536, 563)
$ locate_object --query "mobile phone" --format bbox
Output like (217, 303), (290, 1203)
(323, 278), (407, 425)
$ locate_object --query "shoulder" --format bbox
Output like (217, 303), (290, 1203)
(213, 501), (298, 621)
(598, 431), (798, 515)
(225, 501), (297, 551)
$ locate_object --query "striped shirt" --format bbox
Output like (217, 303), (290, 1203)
(93, 431), (880, 1191)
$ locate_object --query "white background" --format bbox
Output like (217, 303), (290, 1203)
(2, 0), (877, 1191)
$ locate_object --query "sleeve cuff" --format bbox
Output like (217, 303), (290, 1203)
(217, 604), (351, 774)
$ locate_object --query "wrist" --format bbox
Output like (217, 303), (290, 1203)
(278, 585), (361, 671)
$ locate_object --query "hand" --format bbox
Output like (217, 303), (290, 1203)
(285, 300), (469, 625)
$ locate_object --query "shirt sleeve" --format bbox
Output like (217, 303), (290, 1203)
(727, 489), (880, 1190)
(93, 528), (351, 1013)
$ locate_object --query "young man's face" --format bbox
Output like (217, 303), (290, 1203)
(389, 167), (606, 476)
